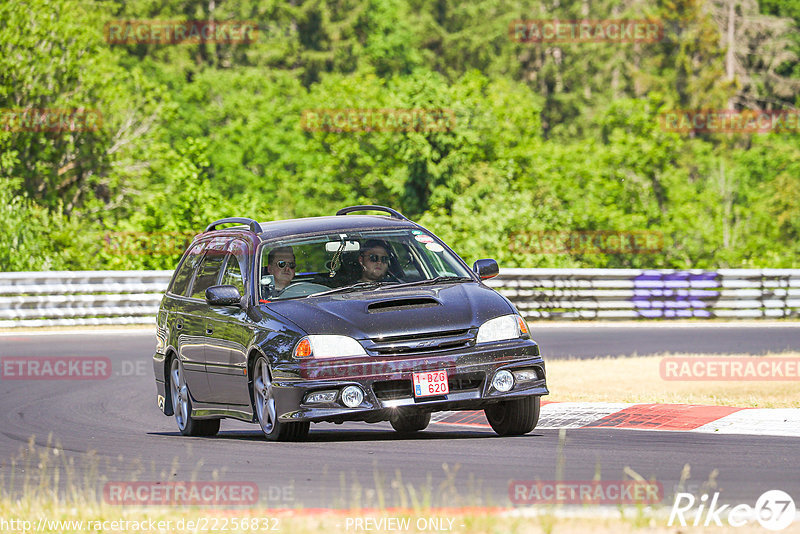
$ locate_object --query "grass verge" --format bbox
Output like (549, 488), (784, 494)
(545, 352), (800, 407)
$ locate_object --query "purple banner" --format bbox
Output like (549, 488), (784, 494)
(632, 271), (720, 318)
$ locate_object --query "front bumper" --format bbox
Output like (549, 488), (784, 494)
(271, 339), (547, 423)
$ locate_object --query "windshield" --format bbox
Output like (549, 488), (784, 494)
(258, 228), (474, 300)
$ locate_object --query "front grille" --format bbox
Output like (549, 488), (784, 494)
(368, 328), (475, 355)
(375, 329), (469, 343)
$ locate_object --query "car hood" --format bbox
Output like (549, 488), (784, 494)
(263, 282), (514, 339)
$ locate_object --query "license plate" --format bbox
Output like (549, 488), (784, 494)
(412, 370), (449, 397)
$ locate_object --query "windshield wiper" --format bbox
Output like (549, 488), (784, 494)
(393, 276), (473, 288)
(308, 281), (390, 297)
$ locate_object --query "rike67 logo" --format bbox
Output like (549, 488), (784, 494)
(669, 490), (796, 531)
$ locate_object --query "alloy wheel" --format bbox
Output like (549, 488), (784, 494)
(253, 358), (277, 434)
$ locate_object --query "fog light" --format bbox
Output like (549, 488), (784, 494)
(513, 369), (539, 382)
(492, 370), (514, 392)
(304, 390), (338, 404)
(341, 385), (364, 408)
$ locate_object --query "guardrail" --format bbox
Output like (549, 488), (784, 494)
(485, 268), (800, 320)
(0, 271), (173, 328)
(1, 269), (798, 327)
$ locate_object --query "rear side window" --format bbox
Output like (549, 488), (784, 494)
(169, 241), (206, 296)
(190, 238), (230, 299)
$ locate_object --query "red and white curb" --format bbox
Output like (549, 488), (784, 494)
(431, 402), (800, 437)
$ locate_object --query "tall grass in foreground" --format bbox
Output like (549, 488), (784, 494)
(3, 435), (794, 533)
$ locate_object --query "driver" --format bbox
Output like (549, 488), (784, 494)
(266, 246), (296, 294)
(358, 240), (391, 282)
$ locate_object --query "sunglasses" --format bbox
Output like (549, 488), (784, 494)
(366, 254), (390, 264)
(274, 260), (296, 269)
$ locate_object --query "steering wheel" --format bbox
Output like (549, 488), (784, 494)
(275, 282), (330, 299)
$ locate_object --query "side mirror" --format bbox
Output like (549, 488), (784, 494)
(472, 259), (499, 280)
(260, 274), (275, 295)
(205, 285), (242, 306)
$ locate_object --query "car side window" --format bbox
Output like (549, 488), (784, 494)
(190, 238), (230, 299)
(170, 241), (206, 296)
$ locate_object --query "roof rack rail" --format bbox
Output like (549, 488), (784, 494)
(205, 217), (263, 233)
(335, 205), (409, 221)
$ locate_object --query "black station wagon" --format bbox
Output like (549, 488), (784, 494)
(153, 206), (548, 440)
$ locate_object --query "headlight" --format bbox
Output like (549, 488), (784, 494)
(476, 314), (527, 343)
(293, 335), (367, 359)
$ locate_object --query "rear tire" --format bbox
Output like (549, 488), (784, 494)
(484, 396), (540, 436)
(169, 357), (220, 437)
(390, 411), (431, 433)
(252, 356), (310, 441)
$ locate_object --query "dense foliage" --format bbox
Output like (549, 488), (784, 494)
(1, 0), (799, 271)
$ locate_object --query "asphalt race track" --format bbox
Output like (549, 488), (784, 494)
(0, 326), (799, 511)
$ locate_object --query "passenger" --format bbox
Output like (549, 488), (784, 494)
(266, 246), (296, 293)
(358, 240), (391, 282)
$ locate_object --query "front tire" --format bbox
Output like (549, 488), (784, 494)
(169, 357), (220, 437)
(485, 396), (540, 436)
(252, 357), (309, 441)
(390, 411), (431, 433)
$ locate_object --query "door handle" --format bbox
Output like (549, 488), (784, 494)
(206, 328), (213, 335)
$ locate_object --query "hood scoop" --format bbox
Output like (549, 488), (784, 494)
(367, 297), (440, 313)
